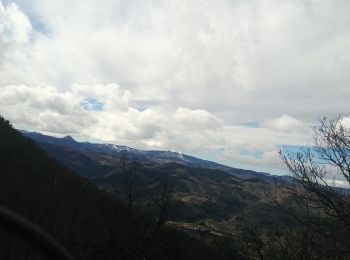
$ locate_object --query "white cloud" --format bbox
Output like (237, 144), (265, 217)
(1, 0), (350, 174)
(1, 0), (348, 121)
(0, 83), (309, 173)
(71, 83), (130, 112)
(0, 84), (96, 133)
(174, 107), (222, 130)
(263, 115), (309, 133)
(0, 83), (228, 149)
(0, 2), (32, 45)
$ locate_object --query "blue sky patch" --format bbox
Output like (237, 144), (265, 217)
(278, 145), (308, 154)
(31, 19), (49, 35)
(80, 98), (104, 111)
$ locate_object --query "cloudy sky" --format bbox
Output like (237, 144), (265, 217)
(1, 0), (349, 174)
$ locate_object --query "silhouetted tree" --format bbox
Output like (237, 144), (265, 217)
(118, 148), (137, 213)
(151, 175), (171, 234)
(279, 115), (350, 258)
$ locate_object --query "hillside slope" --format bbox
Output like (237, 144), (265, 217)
(0, 116), (229, 260)
(20, 129), (297, 259)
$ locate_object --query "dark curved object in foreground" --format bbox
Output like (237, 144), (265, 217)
(0, 206), (77, 260)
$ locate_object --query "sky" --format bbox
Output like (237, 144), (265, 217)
(0, 0), (350, 174)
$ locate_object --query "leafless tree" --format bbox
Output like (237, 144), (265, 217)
(151, 175), (171, 234)
(279, 115), (350, 257)
(118, 148), (137, 213)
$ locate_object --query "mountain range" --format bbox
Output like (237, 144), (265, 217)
(1, 116), (236, 260)
(0, 118), (345, 259)
(0, 115), (305, 259)
(19, 130), (296, 257)
(20, 130), (276, 182)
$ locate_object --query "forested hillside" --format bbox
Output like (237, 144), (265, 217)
(2, 114), (350, 259)
(0, 116), (228, 260)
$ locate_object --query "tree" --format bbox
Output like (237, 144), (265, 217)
(150, 174), (171, 234)
(118, 148), (137, 213)
(280, 115), (350, 257)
